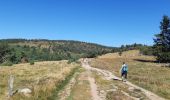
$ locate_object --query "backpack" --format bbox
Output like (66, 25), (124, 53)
(123, 65), (128, 72)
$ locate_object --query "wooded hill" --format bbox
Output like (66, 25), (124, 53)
(0, 39), (116, 65)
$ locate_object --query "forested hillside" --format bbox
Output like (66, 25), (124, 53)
(0, 39), (116, 65)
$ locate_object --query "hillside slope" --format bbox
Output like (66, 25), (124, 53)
(0, 39), (116, 64)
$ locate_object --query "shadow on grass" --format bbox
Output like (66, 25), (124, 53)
(133, 59), (157, 63)
(133, 59), (170, 67)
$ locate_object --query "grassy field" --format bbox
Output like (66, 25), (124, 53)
(0, 60), (79, 100)
(90, 50), (170, 99)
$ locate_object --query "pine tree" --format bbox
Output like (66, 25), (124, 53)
(0, 42), (10, 63)
(153, 15), (170, 62)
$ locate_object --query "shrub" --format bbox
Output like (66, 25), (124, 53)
(87, 52), (98, 58)
(139, 46), (153, 56)
(1, 61), (13, 66)
(29, 60), (35, 65)
(67, 56), (79, 64)
(119, 51), (122, 56)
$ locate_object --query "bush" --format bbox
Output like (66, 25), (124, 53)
(139, 46), (153, 56)
(156, 52), (170, 63)
(29, 60), (35, 65)
(119, 51), (122, 56)
(67, 56), (79, 64)
(67, 58), (76, 64)
(1, 61), (13, 66)
(86, 52), (98, 58)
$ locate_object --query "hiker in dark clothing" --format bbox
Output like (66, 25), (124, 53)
(120, 62), (128, 82)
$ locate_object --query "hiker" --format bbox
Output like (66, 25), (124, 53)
(120, 62), (128, 82)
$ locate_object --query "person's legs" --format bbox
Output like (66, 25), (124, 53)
(125, 71), (127, 79)
(121, 72), (125, 81)
(123, 71), (127, 82)
(121, 72), (124, 77)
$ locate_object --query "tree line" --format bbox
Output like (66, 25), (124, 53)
(0, 39), (154, 66)
(0, 40), (115, 65)
(118, 43), (153, 56)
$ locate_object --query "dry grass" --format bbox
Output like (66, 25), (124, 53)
(92, 69), (148, 100)
(0, 60), (79, 99)
(67, 71), (92, 100)
(91, 71), (130, 100)
(90, 50), (170, 99)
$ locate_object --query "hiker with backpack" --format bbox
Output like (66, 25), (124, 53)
(120, 62), (128, 82)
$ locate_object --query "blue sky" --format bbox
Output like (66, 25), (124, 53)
(0, 0), (170, 47)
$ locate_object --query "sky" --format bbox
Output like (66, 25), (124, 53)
(0, 0), (170, 47)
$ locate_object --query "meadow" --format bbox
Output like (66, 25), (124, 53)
(0, 60), (79, 99)
(90, 50), (170, 99)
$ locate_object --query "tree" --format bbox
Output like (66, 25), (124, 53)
(0, 42), (10, 63)
(153, 15), (170, 62)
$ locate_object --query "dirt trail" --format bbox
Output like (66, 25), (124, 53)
(88, 77), (102, 100)
(81, 59), (102, 100)
(81, 59), (165, 100)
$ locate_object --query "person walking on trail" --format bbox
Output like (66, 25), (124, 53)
(120, 62), (128, 82)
